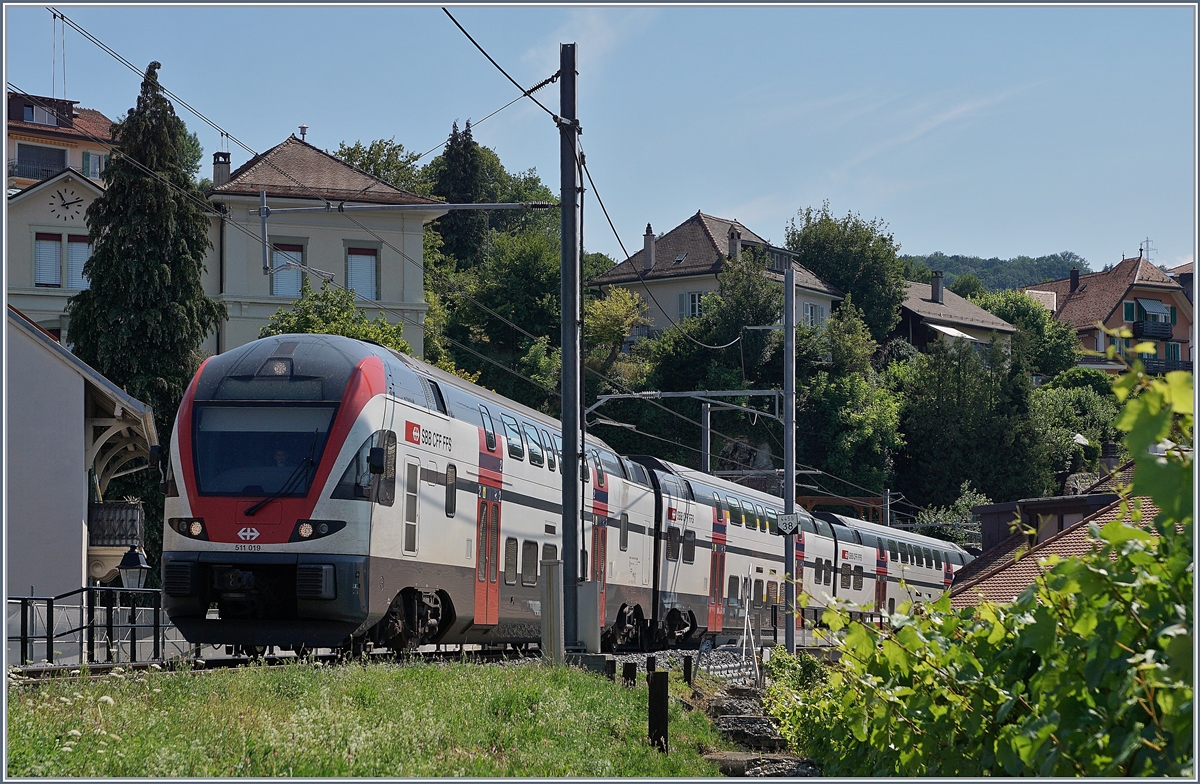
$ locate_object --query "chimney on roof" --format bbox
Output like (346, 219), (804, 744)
(931, 270), (945, 304)
(728, 225), (742, 260)
(1069, 267), (1079, 293)
(212, 151), (231, 187)
(298, 124), (308, 142)
(643, 224), (655, 272)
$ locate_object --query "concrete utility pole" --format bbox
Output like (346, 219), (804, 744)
(559, 42), (582, 650)
(783, 266), (797, 655)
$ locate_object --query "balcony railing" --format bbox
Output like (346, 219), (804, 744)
(8, 160), (66, 181)
(1142, 358), (1193, 375)
(1131, 320), (1174, 341)
(88, 502), (144, 547)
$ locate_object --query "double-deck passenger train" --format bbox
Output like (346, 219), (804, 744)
(161, 334), (973, 652)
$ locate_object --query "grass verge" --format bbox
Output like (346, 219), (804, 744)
(7, 659), (729, 777)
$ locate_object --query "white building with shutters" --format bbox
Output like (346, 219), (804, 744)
(6, 133), (448, 357)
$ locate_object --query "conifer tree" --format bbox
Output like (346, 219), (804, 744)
(67, 61), (225, 440)
(430, 120), (488, 269)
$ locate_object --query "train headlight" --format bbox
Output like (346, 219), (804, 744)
(189, 520), (204, 537)
(289, 519), (346, 543)
(168, 518), (207, 541)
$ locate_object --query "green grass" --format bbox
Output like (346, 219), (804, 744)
(7, 660), (729, 777)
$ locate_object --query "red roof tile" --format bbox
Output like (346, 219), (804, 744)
(211, 135), (441, 205)
(1082, 459), (1136, 493)
(949, 496), (1160, 608)
(902, 281), (1016, 333)
(1023, 256), (1186, 332)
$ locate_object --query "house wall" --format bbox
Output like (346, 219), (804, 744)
(205, 195), (436, 357)
(612, 274), (839, 333)
(6, 320), (88, 597)
(1096, 285), (1193, 362)
(7, 128), (111, 191)
(5, 172), (101, 335)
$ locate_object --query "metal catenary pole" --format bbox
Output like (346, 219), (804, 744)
(784, 266), (797, 654)
(559, 42), (581, 649)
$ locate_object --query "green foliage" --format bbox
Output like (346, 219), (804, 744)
(259, 278), (411, 355)
(971, 289), (1081, 378)
(799, 372), (902, 497)
(767, 368), (1193, 776)
(584, 287), (649, 374)
(429, 121), (488, 268)
(948, 271), (985, 299)
(785, 201), (906, 342)
(332, 137), (425, 194)
(1030, 385), (1120, 474)
(823, 294), (875, 377)
(899, 250), (1091, 291)
(892, 337), (1049, 507)
(179, 129), (203, 182)
(6, 661), (727, 777)
(911, 481), (988, 548)
(1046, 365), (1114, 398)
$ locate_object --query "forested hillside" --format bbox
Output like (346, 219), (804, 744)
(900, 250), (1090, 291)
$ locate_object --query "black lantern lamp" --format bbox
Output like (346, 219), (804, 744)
(117, 546), (150, 590)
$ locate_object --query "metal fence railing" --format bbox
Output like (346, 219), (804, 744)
(6, 587), (197, 668)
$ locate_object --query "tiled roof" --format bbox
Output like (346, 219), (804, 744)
(902, 281), (1016, 333)
(1022, 256), (1186, 331)
(211, 135), (441, 205)
(590, 211), (842, 297)
(951, 532), (1026, 588)
(1169, 261), (1193, 275)
(949, 497), (1159, 608)
(1082, 460), (1136, 493)
(7, 101), (116, 145)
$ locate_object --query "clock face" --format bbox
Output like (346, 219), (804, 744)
(49, 188), (83, 221)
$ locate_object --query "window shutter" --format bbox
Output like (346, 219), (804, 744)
(346, 248), (378, 300)
(102, 154), (109, 172)
(1123, 301), (1135, 322)
(1171, 306), (1177, 325)
(34, 234), (61, 287)
(678, 292), (688, 321)
(82, 151), (91, 176)
(67, 236), (90, 289)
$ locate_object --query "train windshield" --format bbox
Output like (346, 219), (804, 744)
(193, 404), (337, 496)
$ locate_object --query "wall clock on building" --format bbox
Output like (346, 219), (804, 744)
(49, 188), (84, 221)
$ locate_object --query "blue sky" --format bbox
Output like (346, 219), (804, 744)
(5, 4), (1195, 272)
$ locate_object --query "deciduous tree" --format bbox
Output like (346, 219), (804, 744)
(259, 277), (411, 354)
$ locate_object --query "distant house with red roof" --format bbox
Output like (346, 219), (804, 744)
(1023, 252), (1192, 374)
(6, 91), (115, 191)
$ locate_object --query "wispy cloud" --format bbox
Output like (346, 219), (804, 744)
(1175, 253), (1194, 268)
(522, 8), (658, 76)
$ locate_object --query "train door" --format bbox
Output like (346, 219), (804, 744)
(707, 497), (726, 633)
(591, 520), (608, 623)
(473, 493), (501, 626)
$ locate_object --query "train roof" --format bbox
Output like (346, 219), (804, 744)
(817, 511), (971, 554)
(633, 456), (813, 515)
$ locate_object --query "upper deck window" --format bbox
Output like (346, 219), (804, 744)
(193, 404), (335, 496)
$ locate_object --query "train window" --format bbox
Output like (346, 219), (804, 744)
(766, 508), (779, 535)
(852, 565), (864, 590)
(711, 492), (723, 518)
(445, 464), (457, 517)
(589, 450), (605, 487)
(427, 379), (447, 415)
(727, 576), (739, 606)
(888, 597), (895, 614)
(727, 497), (743, 526)
(332, 430), (396, 506)
(522, 541), (539, 586)
(888, 540), (898, 561)
(542, 543), (557, 564)
(523, 425), (545, 468)
(824, 560), (833, 586)
(504, 537), (519, 585)
(814, 518), (833, 538)
(767, 581), (779, 605)
(581, 452), (590, 483)
(403, 460), (419, 553)
(754, 504), (766, 533)
(666, 526), (681, 561)
(500, 414), (524, 460)
(598, 449), (625, 479)
(682, 480), (695, 501)
(859, 532), (877, 550)
(619, 513), (630, 551)
(934, 550), (943, 569)
(800, 515), (816, 535)
(924, 548), (933, 568)
(840, 562), (852, 589)
(682, 530), (696, 563)
(914, 547), (924, 568)
(753, 579), (764, 607)
(541, 429), (557, 471)
(479, 406), (497, 452)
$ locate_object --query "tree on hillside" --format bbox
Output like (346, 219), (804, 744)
(785, 201), (906, 342)
(584, 287), (649, 375)
(971, 289), (1080, 378)
(948, 272), (985, 299)
(1045, 365), (1113, 398)
(259, 278), (411, 355)
(333, 137), (425, 194)
(66, 62), (226, 585)
(429, 121), (488, 269)
(899, 250), (1091, 291)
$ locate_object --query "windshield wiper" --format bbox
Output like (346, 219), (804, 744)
(244, 430), (320, 516)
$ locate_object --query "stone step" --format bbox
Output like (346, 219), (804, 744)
(714, 715), (787, 752)
(703, 751), (820, 777)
